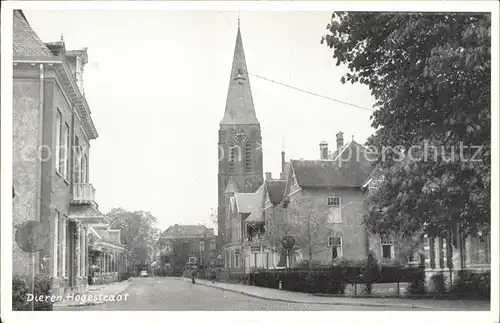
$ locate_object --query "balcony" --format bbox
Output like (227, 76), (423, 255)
(72, 183), (96, 205)
(69, 183), (104, 224)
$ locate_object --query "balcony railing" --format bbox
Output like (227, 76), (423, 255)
(72, 183), (96, 204)
(245, 233), (265, 242)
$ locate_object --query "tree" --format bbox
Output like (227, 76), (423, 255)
(263, 204), (296, 267)
(362, 250), (381, 294)
(105, 208), (161, 266)
(285, 195), (332, 268)
(323, 13), (491, 241)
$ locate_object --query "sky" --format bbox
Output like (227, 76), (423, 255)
(24, 10), (376, 232)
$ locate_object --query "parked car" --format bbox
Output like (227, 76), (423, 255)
(140, 270), (148, 278)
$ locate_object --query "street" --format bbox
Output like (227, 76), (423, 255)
(57, 277), (418, 311)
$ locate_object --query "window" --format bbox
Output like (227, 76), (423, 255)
(53, 211), (59, 277)
(438, 238), (445, 269)
(165, 244), (172, 252)
(62, 123), (70, 179)
(328, 236), (342, 259)
(55, 110), (62, 173)
(235, 248), (240, 267)
(199, 240), (205, 252)
(265, 252), (269, 269)
(189, 257), (196, 263)
(228, 142), (237, 173)
(429, 238), (436, 268)
(61, 217), (67, 277)
(245, 141), (252, 172)
(327, 197), (340, 206)
(82, 154), (88, 183)
(328, 197), (342, 223)
(210, 240), (216, 251)
(74, 136), (81, 183)
(381, 236), (394, 259)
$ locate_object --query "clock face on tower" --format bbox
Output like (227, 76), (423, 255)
(232, 127), (246, 143)
(244, 177), (254, 189)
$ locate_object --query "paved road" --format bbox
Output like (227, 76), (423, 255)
(58, 277), (419, 311)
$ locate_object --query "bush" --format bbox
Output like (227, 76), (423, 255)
(405, 267), (426, 295)
(452, 271), (490, 299)
(291, 259), (321, 269)
(12, 275), (29, 311)
(429, 273), (446, 294)
(12, 274), (53, 311)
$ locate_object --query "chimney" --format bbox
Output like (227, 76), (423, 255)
(265, 172), (272, 180)
(280, 172), (286, 180)
(281, 151), (286, 173)
(320, 141), (329, 160)
(336, 131), (344, 150)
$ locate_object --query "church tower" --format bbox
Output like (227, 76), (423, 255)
(217, 21), (264, 248)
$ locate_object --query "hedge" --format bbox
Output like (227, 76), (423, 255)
(244, 265), (425, 294)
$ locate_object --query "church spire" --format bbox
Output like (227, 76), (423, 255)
(220, 21), (259, 125)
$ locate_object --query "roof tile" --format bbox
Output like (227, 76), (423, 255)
(265, 179), (286, 203)
(13, 10), (53, 57)
(290, 158), (372, 188)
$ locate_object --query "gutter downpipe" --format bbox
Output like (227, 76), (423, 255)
(30, 63), (45, 310)
(36, 63), (44, 223)
(36, 63), (45, 262)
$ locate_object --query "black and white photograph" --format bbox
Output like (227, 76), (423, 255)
(1, 1), (498, 321)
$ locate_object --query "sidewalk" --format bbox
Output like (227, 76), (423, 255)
(53, 279), (131, 308)
(179, 278), (490, 310)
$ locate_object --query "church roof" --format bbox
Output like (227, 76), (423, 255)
(220, 26), (259, 125)
(13, 10), (53, 57)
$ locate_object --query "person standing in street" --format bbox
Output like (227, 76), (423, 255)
(191, 267), (196, 284)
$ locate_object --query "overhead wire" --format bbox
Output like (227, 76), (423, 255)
(248, 72), (373, 112)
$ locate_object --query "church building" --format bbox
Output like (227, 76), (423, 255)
(217, 22), (264, 252)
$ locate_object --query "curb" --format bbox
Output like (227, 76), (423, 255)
(53, 281), (131, 308)
(177, 278), (431, 309)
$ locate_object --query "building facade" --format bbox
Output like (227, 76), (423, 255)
(362, 166), (491, 289)
(223, 178), (283, 273)
(87, 220), (128, 284)
(12, 10), (125, 296)
(155, 225), (217, 275)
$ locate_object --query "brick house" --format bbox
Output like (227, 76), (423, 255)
(12, 10), (125, 296)
(270, 134), (376, 266)
(362, 164), (491, 288)
(155, 225), (217, 275)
